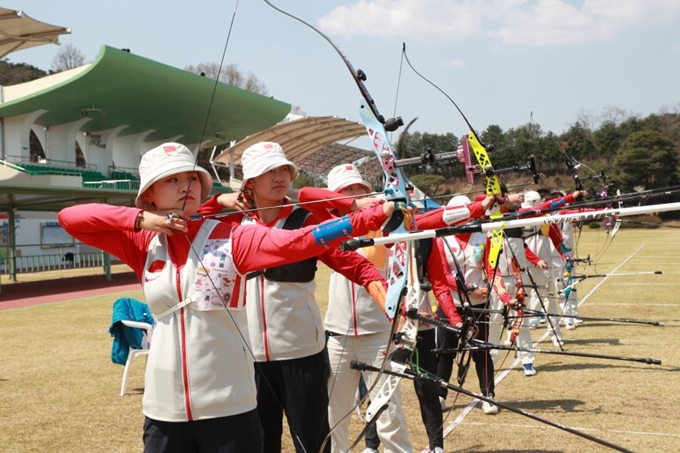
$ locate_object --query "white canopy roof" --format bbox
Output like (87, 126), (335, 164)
(0, 8), (70, 59)
(212, 116), (368, 166)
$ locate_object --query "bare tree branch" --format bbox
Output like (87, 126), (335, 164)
(51, 44), (85, 72)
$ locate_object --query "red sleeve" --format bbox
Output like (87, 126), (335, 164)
(57, 204), (152, 280)
(521, 195), (574, 214)
(232, 203), (388, 274)
(301, 209), (383, 288)
(198, 194), (245, 222)
(415, 207), (446, 229)
(436, 237), (458, 290)
(428, 239), (462, 325)
(548, 224), (565, 257)
(558, 207), (598, 214)
(297, 187), (354, 219)
(466, 201), (486, 219)
(524, 243), (541, 265)
(416, 203), (481, 230)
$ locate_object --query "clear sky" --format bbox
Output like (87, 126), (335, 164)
(6, 0), (680, 139)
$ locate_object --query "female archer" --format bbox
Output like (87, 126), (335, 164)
(58, 142), (398, 453)
(201, 142), (389, 453)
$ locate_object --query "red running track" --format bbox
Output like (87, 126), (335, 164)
(0, 272), (140, 310)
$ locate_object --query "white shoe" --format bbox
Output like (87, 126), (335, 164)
(439, 396), (447, 411)
(564, 321), (576, 330)
(362, 449), (379, 453)
(431, 447), (445, 453)
(528, 320), (539, 329)
(482, 399), (499, 415)
(523, 363), (537, 376)
(552, 337), (564, 347)
(574, 318), (584, 325)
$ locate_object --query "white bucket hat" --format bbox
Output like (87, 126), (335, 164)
(241, 142), (298, 189)
(521, 190), (541, 209)
(447, 194), (471, 207)
(327, 164), (372, 192)
(135, 142), (212, 210)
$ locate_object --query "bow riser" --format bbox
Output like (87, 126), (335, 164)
(465, 133), (504, 268)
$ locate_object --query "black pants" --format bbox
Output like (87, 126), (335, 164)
(414, 328), (444, 450)
(143, 410), (263, 453)
(435, 305), (495, 398)
(255, 351), (331, 453)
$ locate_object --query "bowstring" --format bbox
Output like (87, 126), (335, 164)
(258, 3), (409, 449)
(178, 1), (309, 451)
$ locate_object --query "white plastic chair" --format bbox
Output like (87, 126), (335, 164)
(119, 320), (153, 396)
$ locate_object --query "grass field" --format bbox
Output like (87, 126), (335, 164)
(1, 228), (679, 452)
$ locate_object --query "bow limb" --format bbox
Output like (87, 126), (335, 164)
(261, 3), (416, 450)
(357, 102), (420, 428)
(400, 44), (506, 266)
(609, 189), (623, 239)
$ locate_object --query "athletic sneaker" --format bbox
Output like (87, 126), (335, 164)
(539, 316), (547, 324)
(482, 395), (500, 415)
(552, 336), (564, 347)
(523, 363), (537, 376)
(528, 319), (539, 329)
(564, 321), (576, 330)
(574, 318), (584, 325)
(439, 396), (447, 411)
(431, 448), (445, 453)
(362, 449), (379, 453)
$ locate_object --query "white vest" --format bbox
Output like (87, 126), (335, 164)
(325, 235), (390, 336)
(243, 213), (325, 362)
(442, 233), (487, 306)
(524, 226), (553, 264)
(141, 220), (256, 422)
(494, 235), (530, 278)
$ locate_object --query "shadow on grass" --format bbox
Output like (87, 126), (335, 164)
(536, 361), (656, 373)
(461, 449), (563, 453)
(573, 321), (674, 329)
(500, 398), (589, 413)
(560, 337), (621, 346)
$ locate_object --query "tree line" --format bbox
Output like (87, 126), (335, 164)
(397, 111), (680, 199)
(2, 53), (678, 204)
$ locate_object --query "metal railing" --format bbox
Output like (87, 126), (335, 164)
(0, 251), (107, 274)
(4, 154), (97, 170)
(82, 179), (140, 191)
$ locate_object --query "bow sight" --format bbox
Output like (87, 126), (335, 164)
(393, 145), (542, 186)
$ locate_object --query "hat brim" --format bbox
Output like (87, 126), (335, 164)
(328, 176), (372, 193)
(136, 164), (212, 210)
(240, 160), (299, 191)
